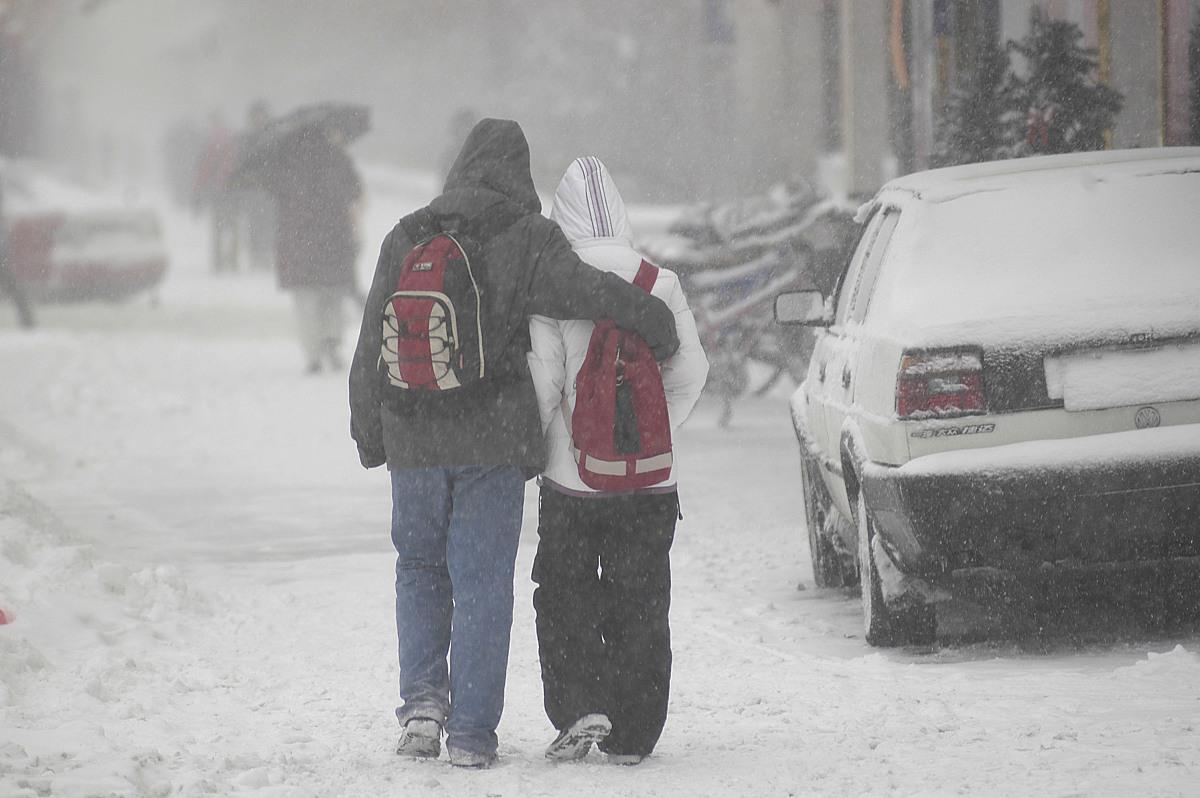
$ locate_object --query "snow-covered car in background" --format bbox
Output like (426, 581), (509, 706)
(2, 161), (167, 302)
(776, 148), (1200, 647)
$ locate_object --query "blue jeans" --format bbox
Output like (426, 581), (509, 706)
(390, 465), (524, 756)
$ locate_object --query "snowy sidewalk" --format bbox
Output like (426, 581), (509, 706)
(2, 207), (1199, 797)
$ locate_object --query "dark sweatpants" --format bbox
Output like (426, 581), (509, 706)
(532, 485), (677, 757)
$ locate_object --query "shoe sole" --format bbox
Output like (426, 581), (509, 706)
(545, 715), (613, 761)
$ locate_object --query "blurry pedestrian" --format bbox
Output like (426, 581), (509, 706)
(0, 178), (35, 329)
(193, 111), (239, 274)
(528, 157), (707, 765)
(234, 101), (276, 272)
(348, 119), (680, 769)
(259, 124), (361, 373)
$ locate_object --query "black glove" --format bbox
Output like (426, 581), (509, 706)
(650, 335), (680, 362)
(643, 298), (680, 362)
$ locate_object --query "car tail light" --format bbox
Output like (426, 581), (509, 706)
(896, 348), (986, 419)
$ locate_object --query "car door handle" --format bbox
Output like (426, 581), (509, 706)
(841, 366), (852, 388)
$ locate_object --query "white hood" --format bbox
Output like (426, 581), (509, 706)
(549, 156), (633, 247)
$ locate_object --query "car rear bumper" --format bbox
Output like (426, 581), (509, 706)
(860, 424), (1200, 578)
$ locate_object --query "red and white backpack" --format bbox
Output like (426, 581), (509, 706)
(570, 260), (673, 491)
(378, 208), (518, 394)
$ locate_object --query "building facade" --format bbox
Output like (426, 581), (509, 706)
(795, 0), (1200, 196)
(6, 1), (1199, 203)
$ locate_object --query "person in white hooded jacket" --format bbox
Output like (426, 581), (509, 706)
(528, 156), (708, 764)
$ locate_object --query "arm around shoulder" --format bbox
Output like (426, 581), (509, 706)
(524, 222), (680, 360)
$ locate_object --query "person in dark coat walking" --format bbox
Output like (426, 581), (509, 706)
(348, 119), (679, 769)
(234, 100), (276, 273)
(261, 125), (362, 373)
(193, 112), (239, 275)
(0, 179), (35, 329)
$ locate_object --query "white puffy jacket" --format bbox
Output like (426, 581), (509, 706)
(528, 156), (709, 495)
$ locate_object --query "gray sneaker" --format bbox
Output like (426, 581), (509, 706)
(447, 746), (498, 769)
(396, 718), (442, 759)
(545, 713), (612, 761)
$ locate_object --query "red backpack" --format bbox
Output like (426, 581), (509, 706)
(571, 260), (673, 491)
(378, 207), (518, 394)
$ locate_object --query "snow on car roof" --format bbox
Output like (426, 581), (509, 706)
(860, 148), (1200, 346)
(1, 158), (137, 216)
(871, 147), (1200, 208)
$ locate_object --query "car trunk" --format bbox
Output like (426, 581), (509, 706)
(868, 169), (1200, 424)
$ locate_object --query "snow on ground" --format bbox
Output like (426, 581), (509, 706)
(1, 172), (1199, 797)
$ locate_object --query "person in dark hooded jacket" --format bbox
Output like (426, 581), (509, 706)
(348, 118), (679, 769)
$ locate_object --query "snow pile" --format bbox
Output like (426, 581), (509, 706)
(0, 480), (208, 796)
(1112, 644), (1200, 681)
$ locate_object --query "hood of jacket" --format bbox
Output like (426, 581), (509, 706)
(442, 118), (541, 214)
(550, 156), (633, 248)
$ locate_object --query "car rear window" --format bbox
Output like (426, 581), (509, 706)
(864, 170), (1200, 336)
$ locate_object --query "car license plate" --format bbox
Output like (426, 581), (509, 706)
(1044, 342), (1200, 411)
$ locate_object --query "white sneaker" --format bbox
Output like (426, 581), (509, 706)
(396, 718), (442, 759)
(545, 713), (612, 761)
(448, 746), (498, 769)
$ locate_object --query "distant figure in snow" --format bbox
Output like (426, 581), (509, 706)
(528, 157), (708, 765)
(258, 124), (362, 373)
(234, 100), (277, 273)
(193, 111), (240, 275)
(348, 119), (680, 769)
(0, 178), (35, 329)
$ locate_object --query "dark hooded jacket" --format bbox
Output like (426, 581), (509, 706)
(349, 119), (679, 472)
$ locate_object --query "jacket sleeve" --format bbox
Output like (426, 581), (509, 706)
(524, 223), (680, 361)
(348, 226), (403, 468)
(527, 315), (567, 436)
(657, 271), (710, 431)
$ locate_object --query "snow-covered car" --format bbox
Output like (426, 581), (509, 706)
(2, 161), (167, 302)
(776, 148), (1200, 647)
